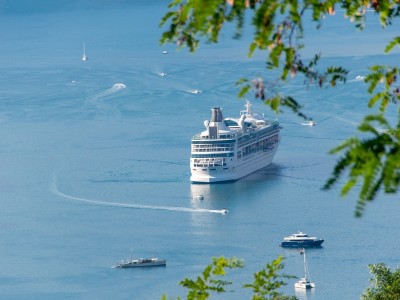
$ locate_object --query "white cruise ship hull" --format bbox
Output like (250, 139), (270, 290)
(190, 141), (279, 183)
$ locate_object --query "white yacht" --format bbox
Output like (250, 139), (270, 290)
(190, 101), (280, 183)
(280, 232), (324, 248)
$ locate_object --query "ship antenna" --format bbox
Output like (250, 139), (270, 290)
(245, 100), (252, 116)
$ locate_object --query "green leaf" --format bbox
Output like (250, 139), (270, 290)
(385, 36), (400, 53)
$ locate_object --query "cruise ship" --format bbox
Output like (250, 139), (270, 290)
(190, 101), (280, 183)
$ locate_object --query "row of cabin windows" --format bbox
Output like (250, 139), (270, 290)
(192, 146), (234, 152)
(237, 134), (279, 159)
(200, 134), (236, 139)
(192, 158), (227, 167)
(238, 130), (279, 147)
(191, 153), (234, 158)
(192, 143), (234, 152)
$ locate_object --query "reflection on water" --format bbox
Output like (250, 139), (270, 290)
(241, 163), (283, 181)
(190, 183), (212, 202)
(295, 286), (316, 300)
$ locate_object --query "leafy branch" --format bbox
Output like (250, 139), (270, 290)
(324, 113), (400, 217)
(244, 256), (297, 300)
(361, 263), (400, 299)
(161, 256), (297, 300)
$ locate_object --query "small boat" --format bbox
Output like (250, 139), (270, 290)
(308, 120), (316, 126)
(114, 251), (166, 268)
(189, 89), (202, 94)
(162, 50), (168, 54)
(300, 120), (316, 126)
(193, 194), (204, 200)
(295, 249), (315, 289)
(355, 75), (365, 81)
(221, 208), (229, 214)
(82, 42), (88, 61)
(280, 231), (324, 248)
(114, 257), (166, 268)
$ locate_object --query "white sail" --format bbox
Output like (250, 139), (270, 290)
(82, 42), (88, 61)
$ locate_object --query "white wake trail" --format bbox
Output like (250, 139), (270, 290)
(50, 180), (225, 214)
(92, 83), (126, 100)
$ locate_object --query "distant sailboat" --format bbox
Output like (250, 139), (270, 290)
(295, 249), (315, 289)
(82, 43), (88, 61)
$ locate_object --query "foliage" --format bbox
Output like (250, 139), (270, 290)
(324, 113), (400, 217)
(160, 0), (400, 216)
(161, 256), (297, 300)
(243, 256), (297, 300)
(361, 263), (400, 300)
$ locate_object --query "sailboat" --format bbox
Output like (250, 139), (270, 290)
(295, 249), (315, 289)
(82, 42), (88, 61)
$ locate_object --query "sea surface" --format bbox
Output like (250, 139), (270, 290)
(0, 1), (400, 299)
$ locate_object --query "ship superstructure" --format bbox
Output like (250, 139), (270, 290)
(190, 101), (280, 183)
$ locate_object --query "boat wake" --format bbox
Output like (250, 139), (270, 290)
(50, 180), (226, 214)
(91, 83), (126, 101)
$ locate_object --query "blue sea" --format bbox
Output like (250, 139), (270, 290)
(1, 1), (400, 299)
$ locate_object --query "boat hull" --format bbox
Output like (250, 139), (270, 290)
(280, 240), (324, 248)
(190, 102), (280, 184)
(295, 282), (315, 289)
(114, 259), (166, 268)
(116, 262), (166, 268)
(190, 143), (279, 183)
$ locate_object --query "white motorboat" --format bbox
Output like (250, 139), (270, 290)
(280, 231), (324, 248)
(300, 120), (316, 126)
(189, 89), (202, 94)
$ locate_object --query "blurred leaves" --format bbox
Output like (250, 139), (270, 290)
(324, 113), (400, 217)
(162, 256), (297, 300)
(361, 263), (400, 299)
(244, 256), (297, 300)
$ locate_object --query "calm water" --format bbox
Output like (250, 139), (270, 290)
(0, 1), (399, 299)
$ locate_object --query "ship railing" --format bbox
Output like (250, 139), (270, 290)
(192, 121), (279, 140)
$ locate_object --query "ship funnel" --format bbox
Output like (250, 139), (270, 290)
(204, 106), (229, 138)
(211, 107), (224, 122)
